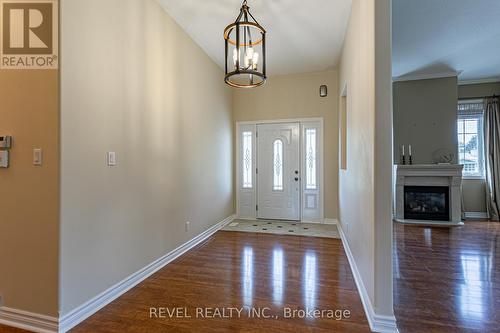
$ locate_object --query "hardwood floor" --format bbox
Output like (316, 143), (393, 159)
(69, 231), (370, 332)
(3, 222), (498, 333)
(394, 221), (500, 333)
(0, 325), (28, 333)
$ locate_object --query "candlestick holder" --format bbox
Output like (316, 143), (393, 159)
(401, 155), (406, 165)
(409, 156), (413, 165)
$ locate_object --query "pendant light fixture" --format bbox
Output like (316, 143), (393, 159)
(224, 0), (266, 88)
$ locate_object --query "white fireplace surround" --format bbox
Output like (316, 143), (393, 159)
(394, 164), (464, 226)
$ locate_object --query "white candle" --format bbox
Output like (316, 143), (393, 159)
(402, 145), (405, 156)
(409, 145), (412, 156)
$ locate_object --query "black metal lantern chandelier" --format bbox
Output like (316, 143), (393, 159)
(224, 0), (266, 88)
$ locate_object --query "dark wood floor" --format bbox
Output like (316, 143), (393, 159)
(2, 222), (499, 333)
(0, 325), (28, 333)
(71, 231), (370, 332)
(394, 221), (500, 333)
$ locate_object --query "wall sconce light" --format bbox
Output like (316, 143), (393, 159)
(319, 85), (328, 97)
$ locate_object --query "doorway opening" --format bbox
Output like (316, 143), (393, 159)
(236, 118), (324, 222)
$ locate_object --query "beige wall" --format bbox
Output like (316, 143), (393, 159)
(459, 82), (500, 214)
(462, 179), (487, 212)
(339, 0), (375, 304)
(0, 70), (59, 316)
(374, 0), (394, 316)
(338, 0), (394, 320)
(393, 77), (459, 164)
(459, 82), (500, 99)
(393, 79), (500, 214)
(232, 70), (339, 219)
(60, 0), (233, 315)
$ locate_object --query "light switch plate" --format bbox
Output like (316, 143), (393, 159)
(107, 152), (117, 166)
(33, 148), (42, 166)
(0, 136), (11, 149)
(0, 151), (9, 168)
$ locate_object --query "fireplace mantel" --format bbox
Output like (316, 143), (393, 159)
(393, 164), (464, 226)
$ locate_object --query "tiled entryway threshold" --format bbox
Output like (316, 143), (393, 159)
(223, 219), (339, 238)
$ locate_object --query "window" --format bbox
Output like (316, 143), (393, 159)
(273, 139), (283, 191)
(457, 100), (485, 178)
(305, 129), (317, 189)
(242, 131), (252, 188)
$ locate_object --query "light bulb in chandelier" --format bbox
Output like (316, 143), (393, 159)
(246, 47), (254, 60)
(233, 48), (239, 67)
(252, 52), (259, 70)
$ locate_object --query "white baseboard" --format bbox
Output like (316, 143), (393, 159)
(0, 307), (58, 333)
(337, 222), (399, 333)
(304, 218), (338, 224)
(59, 214), (236, 333)
(464, 212), (489, 220)
(323, 218), (338, 225)
(236, 216), (257, 220)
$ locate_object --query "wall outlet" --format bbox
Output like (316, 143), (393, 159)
(0, 136), (12, 149)
(185, 221), (191, 232)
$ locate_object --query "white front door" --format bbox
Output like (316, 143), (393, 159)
(257, 123), (300, 220)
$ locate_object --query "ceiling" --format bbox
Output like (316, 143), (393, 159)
(393, 0), (500, 82)
(156, 0), (352, 76)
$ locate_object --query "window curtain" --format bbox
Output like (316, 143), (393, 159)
(484, 97), (500, 221)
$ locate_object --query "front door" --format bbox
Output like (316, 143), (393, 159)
(257, 123), (300, 220)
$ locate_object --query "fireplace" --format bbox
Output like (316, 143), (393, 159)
(394, 164), (463, 225)
(404, 186), (449, 221)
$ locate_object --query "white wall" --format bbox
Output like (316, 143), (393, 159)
(60, 0), (233, 315)
(338, 0), (395, 328)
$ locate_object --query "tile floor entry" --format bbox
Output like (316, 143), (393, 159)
(223, 219), (340, 239)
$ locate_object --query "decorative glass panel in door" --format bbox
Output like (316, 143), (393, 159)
(273, 139), (283, 191)
(242, 131), (253, 188)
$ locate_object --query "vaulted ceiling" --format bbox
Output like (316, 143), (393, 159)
(156, 0), (352, 76)
(393, 0), (500, 82)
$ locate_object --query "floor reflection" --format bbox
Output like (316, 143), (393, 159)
(424, 228), (432, 247)
(272, 247), (285, 305)
(303, 251), (317, 310)
(242, 246), (253, 307)
(458, 250), (492, 325)
(394, 222), (500, 332)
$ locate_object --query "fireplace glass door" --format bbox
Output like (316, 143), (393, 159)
(404, 186), (450, 221)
